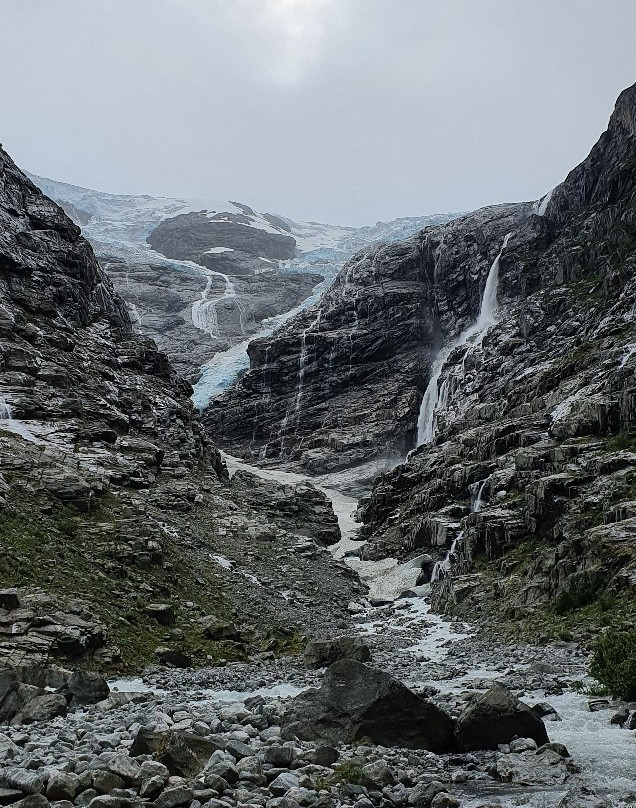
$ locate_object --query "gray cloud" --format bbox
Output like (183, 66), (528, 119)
(1, 0), (635, 225)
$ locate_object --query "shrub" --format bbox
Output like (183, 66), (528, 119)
(590, 627), (636, 700)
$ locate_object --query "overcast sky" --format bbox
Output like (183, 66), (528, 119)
(1, 0), (635, 226)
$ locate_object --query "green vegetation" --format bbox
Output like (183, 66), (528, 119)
(605, 430), (636, 453)
(590, 626), (636, 700)
(0, 498), (240, 674)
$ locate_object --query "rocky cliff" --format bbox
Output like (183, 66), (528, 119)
(213, 82), (636, 637)
(356, 81), (636, 637)
(0, 147), (361, 672)
(205, 200), (526, 475)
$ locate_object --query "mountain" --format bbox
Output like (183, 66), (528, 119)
(29, 173), (458, 405)
(214, 81), (636, 638)
(0, 148), (365, 673)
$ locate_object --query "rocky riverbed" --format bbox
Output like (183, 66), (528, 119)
(2, 586), (635, 808)
(3, 452), (633, 807)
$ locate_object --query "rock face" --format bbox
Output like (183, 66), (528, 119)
(206, 202), (526, 473)
(455, 684), (549, 751)
(147, 208), (297, 263)
(101, 256), (322, 383)
(303, 635), (372, 669)
(0, 146), (363, 672)
(215, 82), (636, 627)
(35, 176), (457, 392)
(354, 82), (636, 626)
(281, 660), (456, 751)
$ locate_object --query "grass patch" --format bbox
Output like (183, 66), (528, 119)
(0, 498), (238, 674)
(605, 430), (636, 453)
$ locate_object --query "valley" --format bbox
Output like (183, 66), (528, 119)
(1, 80), (636, 808)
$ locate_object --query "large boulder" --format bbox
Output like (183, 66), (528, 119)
(455, 684), (549, 751)
(281, 660), (455, 752)
(66, 670), (109, 706)
(129, 728), (225, 777)
(303, 636), (372, 669)
(0, 681), (67, 726)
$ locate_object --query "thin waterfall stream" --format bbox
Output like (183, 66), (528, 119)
(415, 231), (512, 447)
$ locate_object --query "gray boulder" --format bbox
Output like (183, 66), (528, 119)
(455, 684), (549, 751)
(66, 670), (109, 706)
(281, 660), (455, 752)
(130, 728), (224, 777)
(303, 636), (371, 669)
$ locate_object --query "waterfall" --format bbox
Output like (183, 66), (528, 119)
(532, 188), (554, 217)
(0, 396), (12, 420)
(293, 311), (321, 414)
(129, 303), (143, 327)
(430, 531), (463, 583)
(191, 269), (243, 338)
(472, 479), (488, 512)
(415, 231), (513, 447)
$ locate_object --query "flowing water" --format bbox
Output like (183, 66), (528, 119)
(415, 232), (512, 447)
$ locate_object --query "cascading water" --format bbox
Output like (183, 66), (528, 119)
(430, 532), (462, 582)
(532, 187), (555, 217)
(415, 231), (513, 447)
(129, 303), (143, 327)
(191, 269), (243, 338)
(472, 479), (488, 512)
(0, 396), (12, 420)
(293, 311), (321, 414)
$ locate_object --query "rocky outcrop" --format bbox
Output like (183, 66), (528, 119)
(147, 208), (297, 264)
(101, 255), (321, 382)
(354, 82), (636, 631)
(281, 659), (456, 751)
(212, 82), (636, 633)
(205, 201), (526, 473)
(0, 146), (362, 672)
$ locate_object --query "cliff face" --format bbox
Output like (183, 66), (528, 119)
(211, 82), (636, 633)
(0, 148), (360, 672)
(357, 83), (636, 632)
(205, 202), (527, 474)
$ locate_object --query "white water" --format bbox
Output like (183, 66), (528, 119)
(430, 531), (462, 583)
(415, 232), (512, 447)
(528, 689), (636, 802)
(472, 478), (488, 512)
(129, 303), (143, 327)
(293, 311), (322, 414)
(0, 396), (42, 444)
(532, 187), (555, 217)
(0, 396), (12, 419)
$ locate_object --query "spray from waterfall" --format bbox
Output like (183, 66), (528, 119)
(415, 231), (513, 447)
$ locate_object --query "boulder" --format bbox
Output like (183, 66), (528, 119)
(130, 728), (224, 777)
(154, 647), (192, 668)
(144, 603), (175, 626)
(281, 660), (455, 752)
(66, 670), (109, 706)
(0, 591), (20, 611)
(2, 684), (67, 726)
(303, 636), (371, 669)
(455, 684), (549, 751)
(198, 617), (239, 641)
